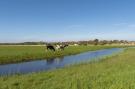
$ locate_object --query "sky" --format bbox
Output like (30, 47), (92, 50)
(0, 0), (135, 42)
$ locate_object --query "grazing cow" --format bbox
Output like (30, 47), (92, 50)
(46, 45), (55, 51)
(59, 44), (69, 50)
(55, 45), (61, 50)
(54, 44), (68, 50)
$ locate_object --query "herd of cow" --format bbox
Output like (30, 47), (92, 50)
(46, 44), (69, 51)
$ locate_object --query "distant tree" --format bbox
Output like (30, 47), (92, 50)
(112, 40), (119, 44)
(107, 40), (113, 44)
(93, 39), (99, 45)
(87, 40), (95, 45)
(100, 40), (107, 45)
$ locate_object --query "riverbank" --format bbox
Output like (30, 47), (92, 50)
(0, 48), (135, 89)
(0, 48), (122, 75)
(0, 45), (128, 64)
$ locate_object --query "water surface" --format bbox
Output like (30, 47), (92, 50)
(0, 48), (123, 76)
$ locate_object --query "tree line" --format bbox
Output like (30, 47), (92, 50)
(0, 39), (134, 45)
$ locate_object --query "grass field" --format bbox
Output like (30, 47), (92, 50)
(0, 45), (126, 64)
(0, 48), (135, 89)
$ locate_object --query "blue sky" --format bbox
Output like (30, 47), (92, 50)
(0, 0), (135, 42)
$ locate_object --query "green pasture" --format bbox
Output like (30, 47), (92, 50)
(0, 45), (126, 64)
(0, 47), (135, 89)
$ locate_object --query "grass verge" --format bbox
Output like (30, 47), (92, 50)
(0, 45), (127, 64)
(0, 48), (135, 89)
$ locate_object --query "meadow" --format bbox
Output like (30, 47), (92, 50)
(0, 48), (135, 89)
(0, 45), (126, 64)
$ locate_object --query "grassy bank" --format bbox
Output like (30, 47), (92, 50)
(0, 48), (135, 89)
(0, 45), (126, 64)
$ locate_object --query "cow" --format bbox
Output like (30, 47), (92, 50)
(46, 45), (55, 51)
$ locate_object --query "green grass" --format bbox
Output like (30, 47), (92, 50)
(0, 48), (135, 89)
(0, 45), (126, 64)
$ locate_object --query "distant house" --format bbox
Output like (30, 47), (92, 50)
(74, 44), (79, 46)
(130, 42), (135, 45)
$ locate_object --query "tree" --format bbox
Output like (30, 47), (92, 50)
(100, 40), (107, 45)
(93, 39), (99, 45)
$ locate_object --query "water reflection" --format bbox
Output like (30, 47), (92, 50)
(46, 58), (55, 64)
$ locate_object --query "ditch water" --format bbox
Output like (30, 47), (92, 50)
(0, 48), (123, 76)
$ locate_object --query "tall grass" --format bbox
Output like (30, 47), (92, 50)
(0, 48), (135, 89)
(0, 45), (126, 64)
